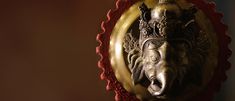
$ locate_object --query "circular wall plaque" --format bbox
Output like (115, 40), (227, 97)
(96, 0), (231, 100)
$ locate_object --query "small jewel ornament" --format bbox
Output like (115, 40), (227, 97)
(96, 0), (231, 101)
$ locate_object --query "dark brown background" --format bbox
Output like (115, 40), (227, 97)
(0, 0), (234, 101)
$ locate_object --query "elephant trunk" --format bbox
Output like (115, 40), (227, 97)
(148, 68), (175, 98)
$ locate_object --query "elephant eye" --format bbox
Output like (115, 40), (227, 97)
(151, 55), (157, 62)
(150, 51), (160, 62)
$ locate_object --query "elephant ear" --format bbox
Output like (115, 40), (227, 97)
(123, 30), (144, 85)
(131, 57), (145, 85)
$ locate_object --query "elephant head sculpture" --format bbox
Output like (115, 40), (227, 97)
(123, 0), (210, 99)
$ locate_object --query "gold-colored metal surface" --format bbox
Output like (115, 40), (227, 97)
(109, 0), (218, 100)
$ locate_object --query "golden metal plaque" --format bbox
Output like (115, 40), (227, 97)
(97, 0), (230, 100)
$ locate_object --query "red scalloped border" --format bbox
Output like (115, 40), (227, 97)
(96, 0), (231, 101)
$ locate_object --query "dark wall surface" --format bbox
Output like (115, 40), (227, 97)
(0, 0), (115, 101)
(0, 0), (234, 101)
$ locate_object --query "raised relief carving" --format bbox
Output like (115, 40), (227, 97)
(123, 0), (210, 99)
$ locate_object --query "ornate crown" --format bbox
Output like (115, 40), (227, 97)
(138, 0), (197, 51)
